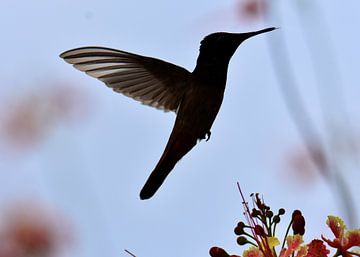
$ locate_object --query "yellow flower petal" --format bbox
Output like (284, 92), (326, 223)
(327, 216), (346, 239)
(267, 237), (280, 248)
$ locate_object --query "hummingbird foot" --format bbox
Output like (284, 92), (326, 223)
(198, 131), (211, 141)
(205, 131), (211, 141)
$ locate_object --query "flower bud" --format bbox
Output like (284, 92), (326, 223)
(273, 215), (280, 224)
(292, 210), (305, 235)
(278, 208), (285, 215)
(254, 225), (266, 237)
(266, 210), (273, 218)
(251, 209), (260, 217)
(236, 236), (248, 245)
(209, 247), (230, 257)
(234, 223), (245, 235)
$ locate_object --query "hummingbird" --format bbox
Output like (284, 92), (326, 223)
(60, 27), (276, 200)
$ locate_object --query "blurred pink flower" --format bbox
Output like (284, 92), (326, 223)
(283, 145), (327, 184)
(236, 0), (267, 23)
(283, 131), (360, 185)
(0, 82), (90, 151)
(0, 200), (72, 257)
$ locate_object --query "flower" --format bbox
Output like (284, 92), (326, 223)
(0, 200), (72, 257)
(0, 82), (90, 152)
(304, 239), (329, 257)
(322, 216), (360, 257)
(284, 145), (327, 184)
(210, 188), (359, 257)
(232, 190), (285, 257)
(236, 0), (268, 22)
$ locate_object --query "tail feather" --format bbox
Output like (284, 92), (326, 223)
(140, 131), (197, 200)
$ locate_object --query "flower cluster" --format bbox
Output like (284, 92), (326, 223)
(210, 187), (360, 257)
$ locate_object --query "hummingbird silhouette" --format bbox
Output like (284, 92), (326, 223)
(60, 27), (276, 200)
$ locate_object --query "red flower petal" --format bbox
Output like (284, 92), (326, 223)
(344, 229), (360, 249)
(296, 245), (308, 257)
(280, 235), (303, 257)
(305, 239), (329, 257)
(321, 235), (341, 249)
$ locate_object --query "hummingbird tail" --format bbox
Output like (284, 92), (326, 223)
(140, 132), (197, 200)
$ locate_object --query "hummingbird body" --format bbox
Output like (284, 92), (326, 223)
(60, 27), (276, 199)
(178, 78), (225, 139)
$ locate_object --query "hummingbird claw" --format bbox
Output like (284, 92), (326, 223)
(198, 131), (211, 141)
(205, 131), (211, 141)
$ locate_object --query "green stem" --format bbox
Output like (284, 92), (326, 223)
(281, 221), (293, 249)
(267, 217), (273, 237)
(258, 216), (271, 236)
(243, 231), (256, 241)
(272, 247), (278, 257)
(272, 222), (278, 236)
(248, 241), (258, 247)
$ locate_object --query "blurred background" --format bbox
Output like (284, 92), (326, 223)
(0, 0), (359, 256)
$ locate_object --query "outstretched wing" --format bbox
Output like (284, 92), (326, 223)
(60, 47), (191, 112)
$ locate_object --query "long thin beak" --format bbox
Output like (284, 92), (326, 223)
(237, 27), (278, 42)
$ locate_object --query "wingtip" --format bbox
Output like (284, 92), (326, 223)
(59, 51), (66, 59)
(59, 49), (76, 60)
(58, 47), (87, 60)
(59, 48), (74, 59)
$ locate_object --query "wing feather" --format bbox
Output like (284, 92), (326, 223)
(60, 46), (191, 112)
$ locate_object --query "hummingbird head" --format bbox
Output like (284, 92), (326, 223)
(195, 27), (276, 70)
